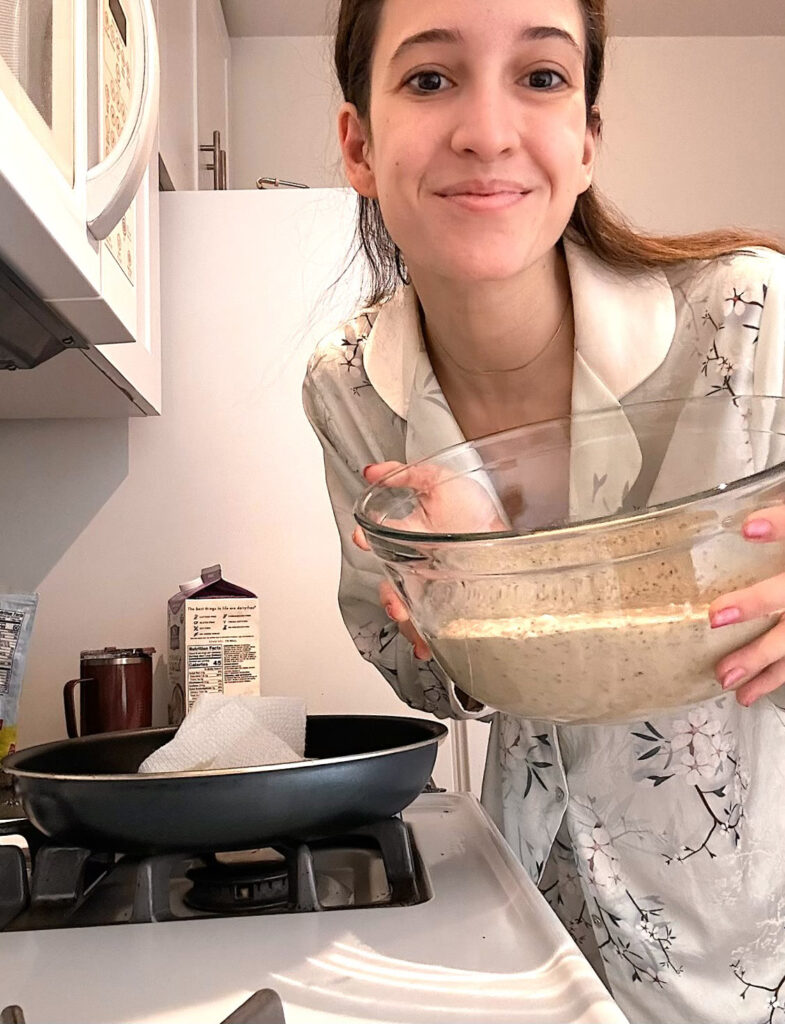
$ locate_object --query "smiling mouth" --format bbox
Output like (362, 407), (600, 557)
(436, 189), (530, 210)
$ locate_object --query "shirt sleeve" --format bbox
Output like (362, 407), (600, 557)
(302, 362), (487, 722)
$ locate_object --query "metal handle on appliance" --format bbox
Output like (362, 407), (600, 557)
(256, 177), (309, 190)
(86, 0), (161, 239)
(452, 719), (472, 792)
(200, 131), (227, 190)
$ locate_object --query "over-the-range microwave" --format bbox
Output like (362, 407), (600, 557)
(0, 0), (160, 414)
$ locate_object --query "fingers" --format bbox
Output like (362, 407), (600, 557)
(741, 505), (785, 542)
(362, 461), (406, 484)
(708, 505), (785, 625)
(709, 572), (785, 628)
(399, 618), (432, 661)
(352, 525), (370, 551)
(734, 657), (785, 707)
(379, 580), (408, 621)
(378, 581), (432, 659)
(715, 614), (785, 688)
(708, 504), (785, 706)
(363, 460), (443, 492)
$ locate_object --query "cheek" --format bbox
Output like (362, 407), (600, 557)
(539, 120), (591, 189)
(373, 136), (427, 213)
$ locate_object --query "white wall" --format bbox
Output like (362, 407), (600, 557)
(227, 34), (785, 241)
(229, 36), (343, 190)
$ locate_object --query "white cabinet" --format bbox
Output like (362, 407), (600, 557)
(158, 0), (229, 192)
(0, 0), (161, 417)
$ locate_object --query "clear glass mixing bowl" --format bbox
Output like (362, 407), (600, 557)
(354, 396), (785, 724)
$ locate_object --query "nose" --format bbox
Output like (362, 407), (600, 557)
(449, 82), (521, 161)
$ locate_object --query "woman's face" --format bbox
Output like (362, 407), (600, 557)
(341, 0), (597, 284)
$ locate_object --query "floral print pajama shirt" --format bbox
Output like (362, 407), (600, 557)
(303, 238), (785, 1024)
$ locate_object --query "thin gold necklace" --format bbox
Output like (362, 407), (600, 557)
(424, 298), (572, 376)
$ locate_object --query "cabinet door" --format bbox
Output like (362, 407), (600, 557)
(196, 0), (229, 190)
(157, 0), (197, 190)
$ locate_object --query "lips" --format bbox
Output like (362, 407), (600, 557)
(434, 181), (531, 212)
(435, 179), (530, 198)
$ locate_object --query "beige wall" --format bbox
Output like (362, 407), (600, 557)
(229, 36), (343, 190)
(229, 34), (785, 240)
(595, 36), (785, 237)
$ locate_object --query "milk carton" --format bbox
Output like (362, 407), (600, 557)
(167, 565), (260, 724)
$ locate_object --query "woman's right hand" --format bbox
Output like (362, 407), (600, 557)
(353, 461), (437, 660)
(353, 522), (431, 658)
(377, 577), (433, 661)
(352, 460), (507, 660)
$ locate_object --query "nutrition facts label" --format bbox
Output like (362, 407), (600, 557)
(0, 609), (23, 695)
(184, 600), (260, 707)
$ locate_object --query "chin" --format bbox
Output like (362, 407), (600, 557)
(433, 249), (538, 285)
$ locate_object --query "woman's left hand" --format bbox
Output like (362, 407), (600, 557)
(711, 506), (785, 706)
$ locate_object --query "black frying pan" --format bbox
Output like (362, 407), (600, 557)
(3, 715), (446, 854)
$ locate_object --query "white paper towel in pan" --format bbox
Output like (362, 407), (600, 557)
(138, 694), (307, 773)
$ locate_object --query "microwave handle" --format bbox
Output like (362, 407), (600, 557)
(86, 0), (160, 241)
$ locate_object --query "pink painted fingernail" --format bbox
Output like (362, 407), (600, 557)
(710, 607), (742, 628)
(743, 519), (773, 540)
(721, 667), (746, 690)
(362, 465), (373, 481)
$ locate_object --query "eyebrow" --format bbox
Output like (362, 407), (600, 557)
(390, 25), (583, 65)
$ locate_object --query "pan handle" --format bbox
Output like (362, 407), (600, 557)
(63, 678), (88, 738)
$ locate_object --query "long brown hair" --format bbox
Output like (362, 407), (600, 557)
(335, 0), (785, 305)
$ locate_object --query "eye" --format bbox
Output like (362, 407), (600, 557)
(405, 70), (452, 94)
(526, 68), (567, 90)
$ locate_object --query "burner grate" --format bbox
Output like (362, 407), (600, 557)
(0, 814), (430, 931)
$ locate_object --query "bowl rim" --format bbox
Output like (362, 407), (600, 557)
(354, 394), (785, 546)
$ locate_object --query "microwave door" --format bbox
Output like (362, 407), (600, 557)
(0, 0), (75, 184)
(85, 0), (158, 242)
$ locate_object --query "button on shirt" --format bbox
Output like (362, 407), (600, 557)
(303, 240), (785, 1024)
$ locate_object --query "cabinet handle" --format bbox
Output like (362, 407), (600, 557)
(200, 130), (227, 190)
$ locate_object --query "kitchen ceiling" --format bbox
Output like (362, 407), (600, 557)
(219, 0), (785, 38)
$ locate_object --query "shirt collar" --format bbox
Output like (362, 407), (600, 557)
(363, 236), (677, 420)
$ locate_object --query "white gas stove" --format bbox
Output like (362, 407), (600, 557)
(0, 793), (625, 1024)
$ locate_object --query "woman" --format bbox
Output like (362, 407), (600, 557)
(303, 1), (785, 1021)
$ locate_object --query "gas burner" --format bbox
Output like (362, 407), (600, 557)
(185, 855), (289, 914)
(0, 814), (430, 931)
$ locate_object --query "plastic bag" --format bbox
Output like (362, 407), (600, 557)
(0, 593), (38, 764)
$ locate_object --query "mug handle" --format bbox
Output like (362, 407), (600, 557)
(63, 678), (89, 738)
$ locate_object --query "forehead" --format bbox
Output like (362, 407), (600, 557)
(375, 0), (588, 59)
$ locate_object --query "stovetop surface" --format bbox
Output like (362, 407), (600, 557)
(0, 794), (627, 1024)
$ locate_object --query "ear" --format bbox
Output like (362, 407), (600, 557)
(578, 104), (601, 194)
(338, 102), (378, 199)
